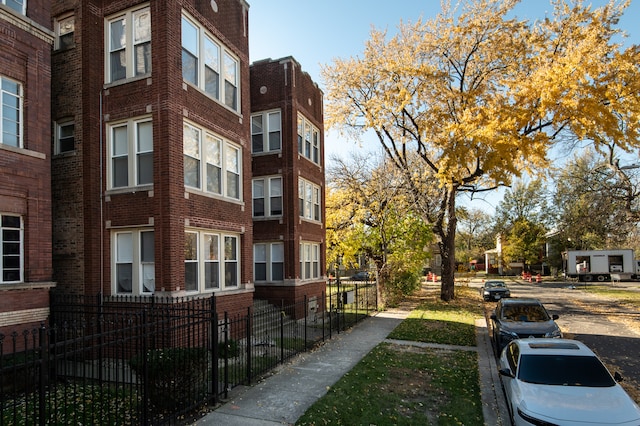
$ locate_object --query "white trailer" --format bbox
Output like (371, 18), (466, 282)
(563, 249), (635, 282)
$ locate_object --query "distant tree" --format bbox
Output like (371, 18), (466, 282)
(502, 219), (546, 271)
(325, 154), (432, 306)
(456, 207), (493, 268)
(551, 149), (638, 249)
(324, 0), (640, 300)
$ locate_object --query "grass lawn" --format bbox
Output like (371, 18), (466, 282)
(296, 285), (486, 426)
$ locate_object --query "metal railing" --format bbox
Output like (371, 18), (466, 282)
(0, 282), (377, 425)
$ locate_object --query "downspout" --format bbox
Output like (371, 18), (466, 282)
(99, 89), (104, 298)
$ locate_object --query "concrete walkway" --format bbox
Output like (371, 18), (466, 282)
(195, 310), (508, 425)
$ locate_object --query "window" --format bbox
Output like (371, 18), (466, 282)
(181, 13), (240, 112)
(252, 177), (282, 217)
(185, 230), (239, 292)
(114, 230), (154, 294)
(298, 178), (321, 221)
(56, 15), (75, 49)
(2, 0), (25, 15)
(1, 215), (22, 283)
(55, 121), (75, 154)
(299, 242), (320, 280)
(251, 111), (281, 153)
(106, 5), (151, 83)
(109, 118), (153, 189)
(254, 243), (284, 282)
(1, 77), (22, 148)
(297, 114), (320, 165)
(183, 121), (241, 200)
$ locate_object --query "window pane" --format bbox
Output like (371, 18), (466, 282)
(255, 263), (266, 281)
(251, 115), (263, 153)
(224, 236), (237, 261)
(185, 263), (198, 291)
(142, 264), (155, 292)
(184, 233), (197, 260)
(2, 216), (20, 228)
(269, 131), (281, 151)
(134, 42), (151, 76)
(141, 231), (154, 262)
(268, 112), (280, 150)
(226, 172), (239, 199)
(113, 126), (128, 155)
(204, 234), (219, 260)
(181, 17), (198, 84)
(204, 38), (220, 98)
(272, 263), (284, 281)
(205, 262), (219, 289)
(253, 198), (264, 217)
(59, 123), (75, 153)
(113, 157), (128, 187)
(133, 9), (150, 43)
(205, 135), (222, 193)
(182, 50), (198, 85)
(117, 264), (133, 293)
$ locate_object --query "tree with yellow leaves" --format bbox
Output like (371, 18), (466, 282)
(322, 0), (640, 301)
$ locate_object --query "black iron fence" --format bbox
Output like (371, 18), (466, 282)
(0, 282), (377, 425)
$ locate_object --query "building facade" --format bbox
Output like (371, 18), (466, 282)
(51, 0), (254, 315)
(48, 1), (326, 319)
(0, 1), (55, 338)
(250, 57), (326, 314)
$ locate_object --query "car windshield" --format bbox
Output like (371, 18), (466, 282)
(518, 354), (616, 387)
(486, 282), (505, 288)
(501, 304), (550, 322)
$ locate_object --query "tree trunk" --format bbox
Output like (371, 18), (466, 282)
(438, 188), (457, 301)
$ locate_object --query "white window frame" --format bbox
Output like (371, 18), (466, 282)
(55, 120), (75, 154)
(298, 177), (321, 222)
(251, 110), (281, 153)
(299, 242), (320, 280)
(183, 120), (242, 201)
(108, 117), (153, 189)
(1, 76), (22, 148)
(2, 0), (25, 15)
(113, 229), (155, 295)
(105, 5), (151, 83)
(252, 176), (282, 218)
(0, 214), (23, 284)
(185, 230), (240, 293)
(181, 12), (240, 112)
(297, 114), (320, 165)
(55, 14), (75, 50)
(253, 242), (284, 282)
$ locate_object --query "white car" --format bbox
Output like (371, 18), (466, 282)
(498, 338), (640, 426)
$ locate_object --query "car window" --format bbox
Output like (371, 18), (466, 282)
(501, 305), (550, 322)
(517, 355), (616, 387)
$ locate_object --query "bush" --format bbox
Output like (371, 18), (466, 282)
(129, 347), (208, 411)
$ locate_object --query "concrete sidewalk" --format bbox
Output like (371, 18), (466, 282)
(195, 311), (508, 425)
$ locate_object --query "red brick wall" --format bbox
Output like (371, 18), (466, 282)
(250, 58), (326, 287)
(49, 1), (253, 316)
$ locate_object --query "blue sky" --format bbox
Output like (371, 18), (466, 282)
(248, 0), (640, 212)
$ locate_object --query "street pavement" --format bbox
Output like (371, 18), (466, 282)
(194, 282), (510, 425)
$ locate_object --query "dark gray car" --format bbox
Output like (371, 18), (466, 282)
(490, 297), (562, 355)
(479, 280), (510, 301)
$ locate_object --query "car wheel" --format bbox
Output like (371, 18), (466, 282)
(597, 275), (606, 282)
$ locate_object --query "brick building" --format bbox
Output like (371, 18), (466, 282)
(0, 1), (55, 338)
(250, 57), (326, 314)
(47, 1), (326, 318)
(50, 0), (255, 315)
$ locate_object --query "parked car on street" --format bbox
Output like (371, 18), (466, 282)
(490, 298), (562, 353)
(498, 338), (640, 426)
(350, 271), (372, 281)
(479, 280), (510, 301)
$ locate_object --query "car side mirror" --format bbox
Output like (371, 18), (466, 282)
(498, 368), (515, 378)
(614, 371), (624, 382)
(552, 314), (559, 320)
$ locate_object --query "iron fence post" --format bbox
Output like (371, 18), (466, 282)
(246, 306), (251, 384)
(211, 295), (218, 405)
